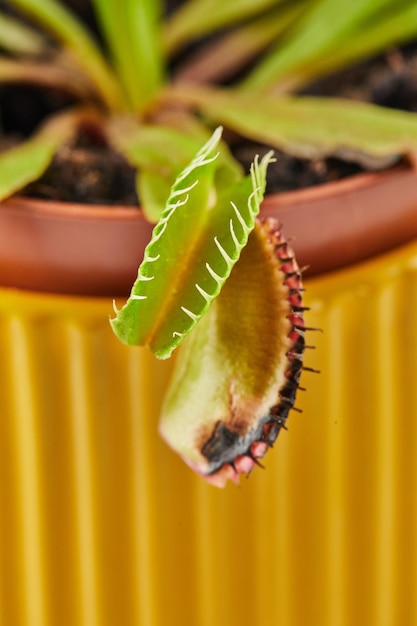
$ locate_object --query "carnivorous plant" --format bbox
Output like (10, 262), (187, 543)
(2, 0), (417, 485)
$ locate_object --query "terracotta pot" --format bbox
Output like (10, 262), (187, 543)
(1, 163), (417, 295)
(1, 164), (417, 625)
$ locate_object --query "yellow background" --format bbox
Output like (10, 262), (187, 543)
(0, 239), (416, 625)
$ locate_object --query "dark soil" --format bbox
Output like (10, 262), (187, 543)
(232, 144), (365, 194)
(302, 42), (417, 112)
(25, 127), (138, 205)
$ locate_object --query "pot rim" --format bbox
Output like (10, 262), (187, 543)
(1, 163), (417, 296)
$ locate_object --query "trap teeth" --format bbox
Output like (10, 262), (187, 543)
(234, 455), (256, 474)
(250, 441), (268, 459)
(160, 216), (314, 487)
(208, 221), (310, 484)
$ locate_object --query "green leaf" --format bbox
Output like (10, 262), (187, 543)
(178, 86), (417, 168)
(164, 0), (287, 54)
(295, 1), (417, 89)
(110, 128), (273, 359)
(173, 2), (304, 84)
(159, 219), (293, 485)
(243, 0), (401, 92)
(0, 109), (87, 200)
(0, 11), (47, 54)
(0, 56), (93, 98)
(91, 0), (164, 111)
(10, 0), (124, 110)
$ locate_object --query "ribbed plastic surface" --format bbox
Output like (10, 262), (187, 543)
(1, 239), (417, 626)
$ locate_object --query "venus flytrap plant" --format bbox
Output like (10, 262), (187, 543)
(159, 215), (308, 487)
(112, 128), (307, 485)
(2, 0), (417, 483)
(111, 128), (274, 358)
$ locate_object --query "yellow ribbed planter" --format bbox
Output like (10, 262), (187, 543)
(1, 238), (417, 626)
